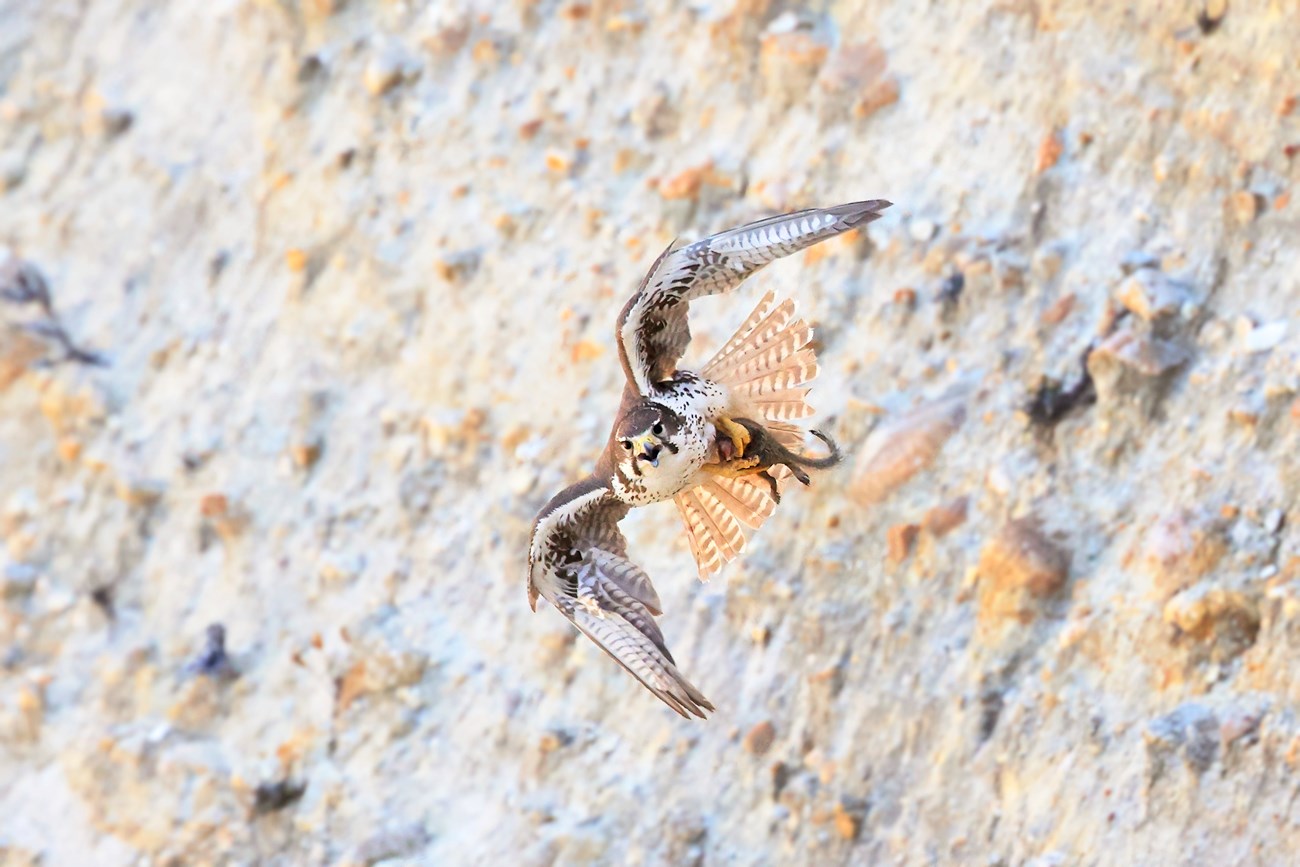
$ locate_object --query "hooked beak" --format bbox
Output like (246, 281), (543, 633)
(631, 433), (663, 467)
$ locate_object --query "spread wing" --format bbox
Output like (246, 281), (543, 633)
(527, 477), (714, 718)
(615, 199), (891, 394)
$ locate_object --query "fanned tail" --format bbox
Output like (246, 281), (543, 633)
(674, 474), (783, 578)
(678, 291), (822, 578)
(701, 290), (819, 422)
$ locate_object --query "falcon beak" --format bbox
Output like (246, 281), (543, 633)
(632, 433), (662, 467)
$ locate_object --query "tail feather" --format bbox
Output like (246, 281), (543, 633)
(675, 488), (739, 577)
(704, 321), (812, 386)
(727, 348), (819, 394)
(675, 475), (780, 579)
(692, 487), (745, 562)
(700, 476), (775, 529)
(703, 290), (783, 366)
(746, 389), (816, 420)
(676, 291), (825, 579)
(702, 297), (798, 379)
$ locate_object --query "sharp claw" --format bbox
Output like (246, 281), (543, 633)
(717, 416), (752, 459)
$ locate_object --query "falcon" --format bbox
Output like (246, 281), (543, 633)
(526, 200), (891, 717)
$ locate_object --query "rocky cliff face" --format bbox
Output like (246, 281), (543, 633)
(1, 1), (1297, 864)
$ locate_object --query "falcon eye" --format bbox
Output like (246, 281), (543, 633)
(652, 423), (664, 435)
(621, 440), (632, 450)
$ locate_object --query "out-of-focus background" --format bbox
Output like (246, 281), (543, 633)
(0, 0), (1297, 864)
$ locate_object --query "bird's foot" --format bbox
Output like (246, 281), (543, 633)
(703, 455), (762, 478)
(714, 415), (752, 460)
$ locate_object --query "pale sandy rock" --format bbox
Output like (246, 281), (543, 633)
(977, 518), (1070, 621)
(1115, 270), (1193, 325)
(743, 720), (776, 755)
(850, 393), (967, 505)
(1145, 703), (1219, 777)
(922, 496), (968, 537)
(1242, 321), (1287, 354)
(1139, 510), (1227, 600)
(1164, 583), (1261, 661)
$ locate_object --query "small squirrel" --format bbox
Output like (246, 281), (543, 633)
(714, 417), (842, 503)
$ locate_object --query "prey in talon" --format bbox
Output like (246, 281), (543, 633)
(711, 417), (843, 503)
(525, 199), (891, 717)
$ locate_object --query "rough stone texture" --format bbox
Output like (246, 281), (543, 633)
(0, 1), (1298, 865)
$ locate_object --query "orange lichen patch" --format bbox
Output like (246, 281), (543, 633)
(612, 148), (638, 173)
(1285, 735), (1300, 769)
(893, 287), (917, 307)
(709, 0), (772, 44)
(1274, 191), (1290, 211)
(833, 802), (861, 840)
(886, 523), (919, 568)
(853, 77), (900, 119)
(834, 228), (864, 253)
(922, 496), (968, 537)
(1041, 293), (1075, 326)
(0, 329), (43, 391)
(1139, 511), (1226, 600)
(544, 150), (571, 173)
(803, 243), (831, 267)
(492, 212), (516, 235)
(1230, 189), (1260, 222)
(199, 493), (229, 518)
(1278, 94), (1297, 117)
(605, 14), (645, 34)
(743, 720), (776, 755)
(56, 436), (82, 463)
(37, 382), (103, 434)
(285, 248), (308, 272)
(1035, 129), (1064, 174)
(657, 162), (713, 200)
(569, 340), (603, 363)
(336, 661), (369, 711)
(292, 437), (324, 470)
(270, 171), (294, 192)
(760, 31), (829, 69)
(471, 39), (500, 64)
(274, 727), (320, 769)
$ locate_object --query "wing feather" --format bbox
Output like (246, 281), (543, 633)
(616, 200), (891, 394)
(527, 477), (713, 717)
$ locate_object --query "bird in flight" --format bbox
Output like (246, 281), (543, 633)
(526, 200), (891, 717)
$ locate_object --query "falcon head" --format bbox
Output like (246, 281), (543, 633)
(614, 402), (683, 475)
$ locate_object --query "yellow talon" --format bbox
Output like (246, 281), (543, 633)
(703, 456), (762, 478)
(716, 416), (751, 459)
